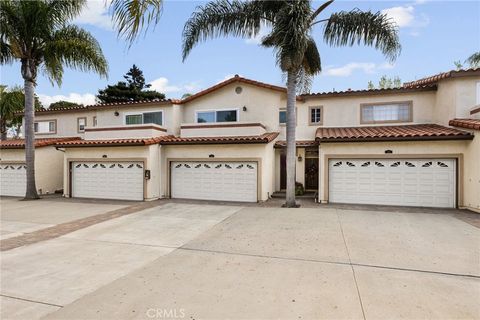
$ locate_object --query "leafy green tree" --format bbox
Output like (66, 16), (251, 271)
(49, 100), (83, 109)
(454, 60), (463, 70)
(0, 86), (43, 140)
(0, 0), (108, 199)
(182, 0), (401, 207)
(368, 75), (402, 89)
(97, 65), (165, 103)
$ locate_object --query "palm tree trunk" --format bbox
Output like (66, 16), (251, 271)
(23, 77), (39, 199)
(0, 120), (7, 140)
(285, 69), (297, 207)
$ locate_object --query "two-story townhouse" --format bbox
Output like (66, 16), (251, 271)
(1, 69), (479, 212)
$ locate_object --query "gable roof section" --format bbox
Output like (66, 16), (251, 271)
(0, 137), (81, 149)
(180, 75), (288, 104)
(403, 68), (480, 88)
(449, 118), (480, 131)
(315, 124), (473, 143)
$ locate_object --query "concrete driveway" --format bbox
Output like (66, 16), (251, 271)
(1, 201), (479, 319)
(0, 197), (129, 240)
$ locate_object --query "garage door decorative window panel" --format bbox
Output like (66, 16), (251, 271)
(72, 161), (144, 201)
(171, 161), (258, 202)
(329, 159), (456, 208)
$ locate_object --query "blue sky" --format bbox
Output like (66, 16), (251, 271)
(1, 0), (479, 107)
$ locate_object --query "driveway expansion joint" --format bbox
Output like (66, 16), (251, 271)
(336, 209), (366, 320)
(177, 247), (480, 279)
(0, 294), (63, 308)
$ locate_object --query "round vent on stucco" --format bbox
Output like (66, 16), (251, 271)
(235, 86), (243, 94)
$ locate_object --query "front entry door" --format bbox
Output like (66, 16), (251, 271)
(280, 153), (286, 190)
(305, 158), (319, 190)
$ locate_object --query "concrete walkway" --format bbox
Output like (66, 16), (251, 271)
(1, 202), (479, 319)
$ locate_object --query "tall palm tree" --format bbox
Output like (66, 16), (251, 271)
(182, 0), (401, 207)
(0, 0), (108, 199)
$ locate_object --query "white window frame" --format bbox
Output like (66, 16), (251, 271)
(360, 101), (413, 124)
(194, 108), (239, 123)
(34, 120), (56, 134)
(309, 106), (323, 125)
(77, 117), (87, 133)
(124, 110), (164, 126)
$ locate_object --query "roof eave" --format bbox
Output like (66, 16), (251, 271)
(315, 135), (473, 143)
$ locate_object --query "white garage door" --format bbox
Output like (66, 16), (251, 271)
(0, 163), (26, 197)
(329, 159), (456, 208)
(72, 161), (144, 201)
(171, 161), (258, 202)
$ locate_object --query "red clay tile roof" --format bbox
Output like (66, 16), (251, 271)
(315, 124), (473, 142)
(403, 68), (480, 88)
(54, 132), (279, 147)
(300, 84), (436, 99)
(274, 140), (318, 148)
(0, 137), (81, 149)
(159, 132), (279, 145)
(55, 136), (168, 147)
(449, 119), (480, 131)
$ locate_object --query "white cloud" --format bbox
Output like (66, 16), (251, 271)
(74, 0), (113, 30)
(38, 93), (97, 107)
(324, 62), (395, 77)
(381, 4), (429, 29)
(149, 77), (201, 95)
(382, 6), (415, 28)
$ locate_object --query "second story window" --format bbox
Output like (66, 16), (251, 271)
(34, 120), (56, 134)
(77, 117), (86, 133)
(196, 109), (238, 123)
(361, 102), (412, 124)
(279, 110), (287, 124)
(125, 111), (163, 126)
(309, 106), (323, 125)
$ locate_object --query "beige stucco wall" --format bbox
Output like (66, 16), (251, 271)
(94, 104), (181, 135)
(181, 83), (287, 135)
(162, 142), (276, 201)
(459, 131), (480, 213)
(0, 147), (64, 194)
(293, 90), (436, 140)
(434, 77), (480, 126)
(62, 145), (161, 200)
(33, 111), (96, 138)
(318, 140), (472, 208)
(180, 123), (266, 137)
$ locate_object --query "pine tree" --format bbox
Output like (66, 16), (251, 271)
(97, 65), (165, 103)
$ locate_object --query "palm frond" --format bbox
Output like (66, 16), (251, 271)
(302, 37), (321, 75)
(44, 25), (108, 85)
(324, 9), (401, 62)
(110, 0), (163, 44)
(466, 52), (480, 68)
(182, 0), (270, 61)
(262, 1), (312, 71)
(46, 0), (86, 27)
